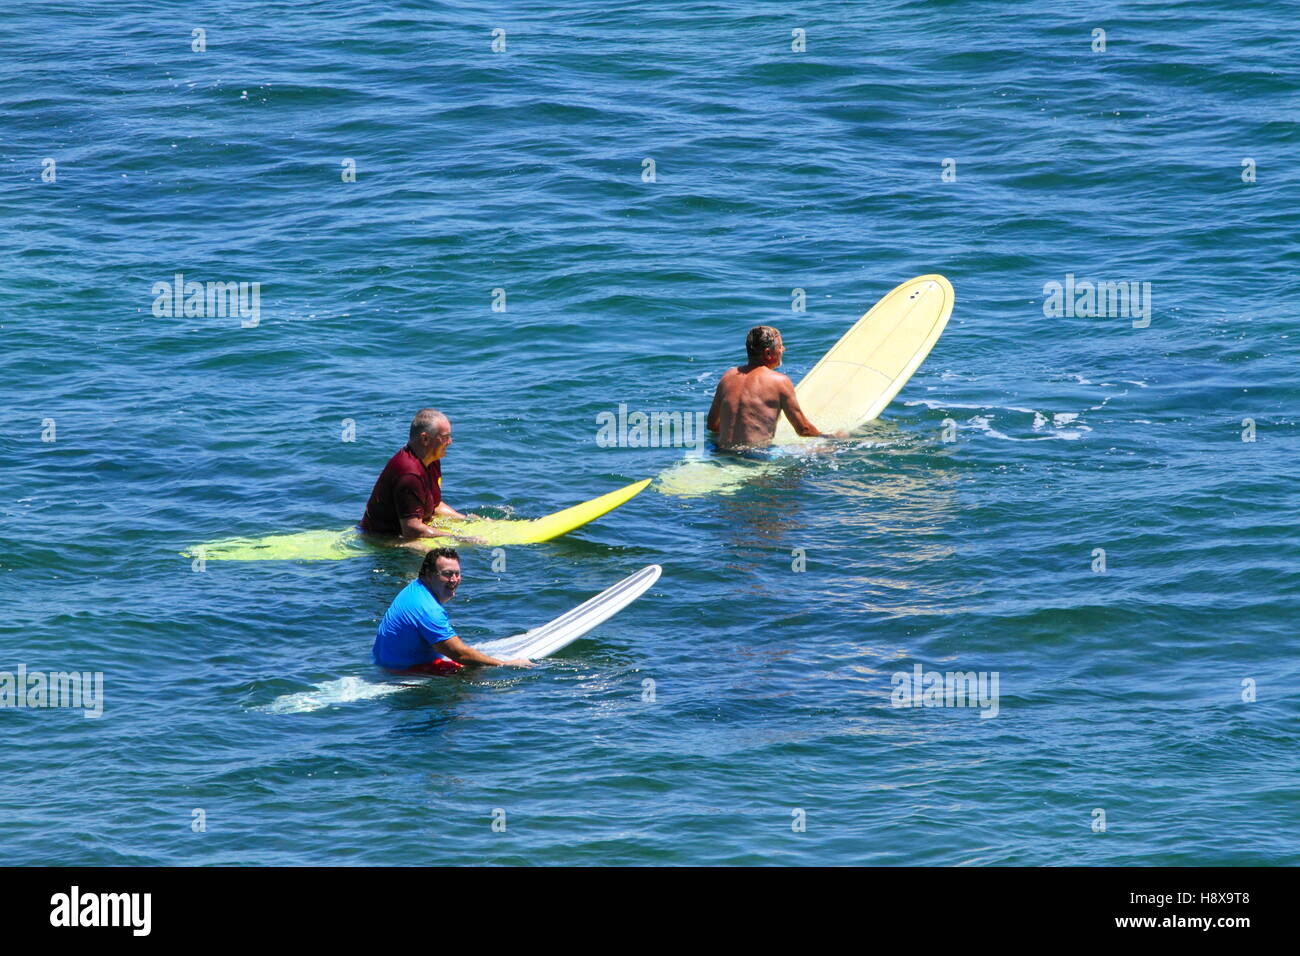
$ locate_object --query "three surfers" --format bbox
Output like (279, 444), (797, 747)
(366, 324), (835, 677)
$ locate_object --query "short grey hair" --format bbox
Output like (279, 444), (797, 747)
(409, 408), (449, 440)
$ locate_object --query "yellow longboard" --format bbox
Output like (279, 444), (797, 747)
(773, 274), (954, 441)
(186, 478), (651, 561)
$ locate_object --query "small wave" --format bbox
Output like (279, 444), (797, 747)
(904, 399), (1091, 441)
(903, 398), (1040, 415)
(1031, 411), (1087, 431)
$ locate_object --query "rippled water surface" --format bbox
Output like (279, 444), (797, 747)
(1, 1), (1297, 865)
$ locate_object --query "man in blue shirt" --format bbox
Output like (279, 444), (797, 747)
(373, 548), (532, 672)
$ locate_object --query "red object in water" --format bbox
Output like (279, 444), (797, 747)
(393, 658), (464, 676)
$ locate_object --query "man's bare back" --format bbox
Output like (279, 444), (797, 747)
(706, 327), (825, 450)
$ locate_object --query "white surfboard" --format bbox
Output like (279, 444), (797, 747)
(477, 564), (661, 660)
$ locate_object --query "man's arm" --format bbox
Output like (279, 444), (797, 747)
(399, 515), (437, 540)
(393, 475), (466, 538)
(398, 515), (484, 546)
(778, 377), (825, 437)
(436, 636), (531, 668)
(433, 499), (468, 521)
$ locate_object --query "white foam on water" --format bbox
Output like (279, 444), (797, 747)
(967, 414), (1088, 442)
(905, 398), (1039, 415)
(903, 396), (1095, 442)
(967, 415), (1020, 441)
(255, 676), (423, 715)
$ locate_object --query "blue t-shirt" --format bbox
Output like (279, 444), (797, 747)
(372, 579), (456, 668)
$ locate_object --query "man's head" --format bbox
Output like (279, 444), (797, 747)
(746, 326), (784, 368)
(409, 408), (452, 464)
(418, 547), (461, 602)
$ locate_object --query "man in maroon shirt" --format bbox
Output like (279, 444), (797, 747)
(359, 409), (470, 540)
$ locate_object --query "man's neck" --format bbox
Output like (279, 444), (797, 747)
(406, 443), (434, 466)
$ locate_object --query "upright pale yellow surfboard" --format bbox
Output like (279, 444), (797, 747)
(773, 274), (954, 441)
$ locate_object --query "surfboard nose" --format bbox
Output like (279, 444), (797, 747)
(911, 277), (944, 299)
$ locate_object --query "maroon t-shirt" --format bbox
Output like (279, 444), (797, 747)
(358, 446), (443, 536)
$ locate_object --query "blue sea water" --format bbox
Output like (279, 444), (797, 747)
(1, 0), (1297, 865)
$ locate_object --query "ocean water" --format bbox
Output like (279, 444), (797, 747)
(1, 0), (1297, 865)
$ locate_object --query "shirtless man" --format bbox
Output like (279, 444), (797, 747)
(706, 326), (839, 449)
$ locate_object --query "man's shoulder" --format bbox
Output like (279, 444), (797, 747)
(759, 366), (794, 388)
(398, 580), (446, 615)
(394, 578), (422, 602)
(384, 448), (425, 479)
